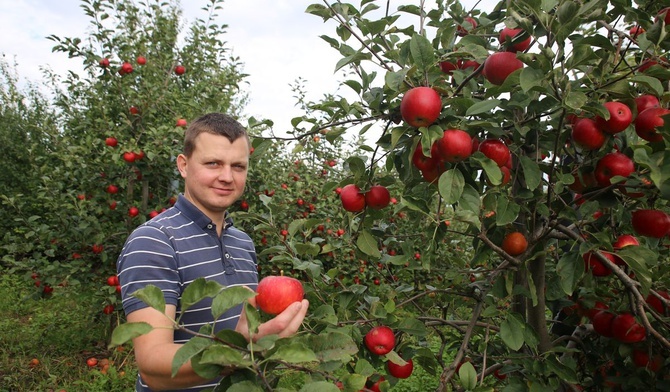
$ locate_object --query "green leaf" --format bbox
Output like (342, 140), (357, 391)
(243, 302), (261, 338)
(409, 34), (435, 72)
(397, 317), (428, 337)
(228, 381), (264, 392)
(131, 285), (166, 313)
(299, 381), (342, 392)
(211, 286), (256, 319)
(181, 278), (223, 314)
(564, 91), (588, 111)
(617, 246), (655, 295)
(495, 197), (520, 226)
(172, 337), (214, 377)
(556, 251), (583, 296)
(302, 331), (359, 363)
(267, 341), (318, 364)
(500, 313), (525, 351)
(545, 357), (579, 383)
(342, 374), (367, 391)
(458, 361), (477, 390)
(200, 345), (253, 367)
(631, 75), (664, 97)
(109, 322), (152, 348)
(520, 67), (545, 92)
(520, 155), (542, 190)
(438, 169), (465, 204)
(465, 99), (501, 116)
(357, 230), (381, 258)
(458, 184), (482, 214)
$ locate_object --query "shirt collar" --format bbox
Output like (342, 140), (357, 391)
(174, 194), (234, 231)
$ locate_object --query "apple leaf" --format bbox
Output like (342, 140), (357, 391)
(458, 361), (477, 391)
(466, 99), (501, 116)
(563, 91), (588, 111)
(397, 317), (428, 337)
(617, 246), (655, 295)
(495, 197), (520, 226)
(556, 251), (583, 296)
(409, 33), (435, 72)
(357, 230), (381, 258)
(131, 284), (166, 314)
(302, 331), (359, 363)
(500, 313), (525, 351)
(387, 254), (411, 266)
(438, 169), (465, 204)
(520, 155), (542, 190)
(520, 67), (544, 92)
(180, 278), (223, 314)
(631, 75), (664, 97)
(200, 345), (253, 368)
(299, 382), (342, 392)
(109, 322), (152, 348)
(346, 156), (367, 180)
(354, 358), (376, 377)
(227, 381), (264, 392)
(386, 350), (408, 366)
(266, 341), (318, 364)
(458, 184), (482, 214)
(545, 357), (579, 384)
(341, 374), (367, 391)
(211, 286), (256, 320)
(384, 69), (409, 92)
(172, 336), (214, 378)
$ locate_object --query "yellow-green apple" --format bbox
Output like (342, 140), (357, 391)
(400, 87), (442, 128)
(255, 275), (304, 315)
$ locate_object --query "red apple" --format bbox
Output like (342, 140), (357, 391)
(594, 152), (634, 187)
(457, 59), (480, 70)
(582, 251), (614, 277)
(592, 310), (615, 337)
(646, 290), (670, 314)
(129, 106), (140, 115)
(387, 358), (414, 379)
(635, 95), (660, 114)
(437, 129), (472, 163)
(174, 65), (186, 75)
(595, 102), (633, 134)
(136, 56), (146, 65)
(657, 7), (670, 25)
(121, 62), (133, 74)
(629, 26), (645, 38)
(122, 151), (137, 163)
(400, 87), (442, 128)
(103, 304), (115, 315)
(483, 52), (524, 85)
(611, 312), (646, 343)
(340, 184), (366, 212)
(176, 118), (188, 127)
(611, 234), (639, 266)
(439, 61), (458, 74)
(255, 275), (304, 315)
(105, 137), (118, 147)
(105, 184), (118, 194)
(368, 376), (385, 392)
(128, 206), (139, 217)
(631, 349), (663, 372)
(478, 138), (511, 167)
(364, 326), (395, 355)
(92, 244), (104, 254)
(99, 58), (110, 68)
(106, 275), (118, 286)
(571, 118), (607, 150)
(635, 107), (670, 143)
(365, 185), (391, 210)
(631, 209), (670, 238)
(412, 145), (439, 171)
(456, 16), (477, 36)
(499, 27), (531, 52)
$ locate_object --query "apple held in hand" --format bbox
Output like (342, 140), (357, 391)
(400, 87), (442, 128)
(364, 325), (396, 355)
(255, 275), (305, 315)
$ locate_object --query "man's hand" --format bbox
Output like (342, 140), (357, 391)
(235, 296), (309, 341)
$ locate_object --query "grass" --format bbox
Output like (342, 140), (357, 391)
(0, 274), (136, 391)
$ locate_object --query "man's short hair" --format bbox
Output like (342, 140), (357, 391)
(183, 113), (249, 157)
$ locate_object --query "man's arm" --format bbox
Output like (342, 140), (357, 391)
(128, 305), (214, 391)
(129, 299), (310, 391)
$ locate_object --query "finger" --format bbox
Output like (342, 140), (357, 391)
(278, 299), (310, 338)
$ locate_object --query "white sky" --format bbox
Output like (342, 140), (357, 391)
(0, 0), (497, 136)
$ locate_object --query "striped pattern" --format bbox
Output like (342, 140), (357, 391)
(116, 195), (258, 391)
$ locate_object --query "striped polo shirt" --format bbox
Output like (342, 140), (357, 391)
(116, 195), (258, 392)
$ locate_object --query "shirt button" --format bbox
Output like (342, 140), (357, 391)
(207, 224), (213, 229)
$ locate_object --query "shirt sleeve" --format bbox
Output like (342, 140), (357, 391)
(116, 224), (181, 315)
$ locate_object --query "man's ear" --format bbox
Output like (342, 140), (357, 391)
(176, 154), (187, 177)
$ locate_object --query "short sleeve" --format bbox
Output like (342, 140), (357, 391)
(116, 224), (181, 315)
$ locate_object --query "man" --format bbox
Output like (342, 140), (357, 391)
(117, 113), (309, 391)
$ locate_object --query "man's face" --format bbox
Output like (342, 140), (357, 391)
(177, 132), (249, 221)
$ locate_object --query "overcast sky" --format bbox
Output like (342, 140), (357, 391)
(0, 0), (497, 136)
